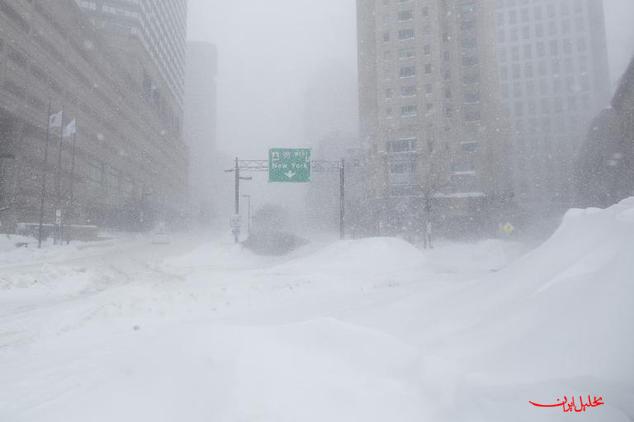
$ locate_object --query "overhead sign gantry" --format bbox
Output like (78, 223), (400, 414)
(226, 149), (345, 243)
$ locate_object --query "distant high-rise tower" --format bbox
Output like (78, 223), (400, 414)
(76, 0), (188, 112)
(357, 0), (512, 232)
(184, 42), (218, 221)
(494, 0), (611, 210)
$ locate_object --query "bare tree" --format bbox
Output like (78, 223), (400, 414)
(415, 139), (451, 249)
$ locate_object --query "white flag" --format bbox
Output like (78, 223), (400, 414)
(49, 111), (63, 129)
(63, 119), (76, 138)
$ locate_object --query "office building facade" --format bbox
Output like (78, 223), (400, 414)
(76, 0), (187, 112)
(494, 0), (611, 210)
(0, 0), (188, 231)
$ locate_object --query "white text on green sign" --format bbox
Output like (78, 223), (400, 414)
(269, 148), (311, 183)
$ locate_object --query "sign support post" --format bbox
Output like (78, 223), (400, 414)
(234, 157), (240, 243)
(340, 159), (345, 240)
(226, 157), (253, 243)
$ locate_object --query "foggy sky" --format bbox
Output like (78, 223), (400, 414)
(187, 0), (634, 159)
(187, 0), (357, 159)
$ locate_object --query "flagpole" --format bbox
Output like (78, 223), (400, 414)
(67, 128), (77, 244)
(38, 102), (52, 249)
(55, 108), (64, 244)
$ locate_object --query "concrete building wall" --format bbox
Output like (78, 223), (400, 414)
(0, 0), (188, 231)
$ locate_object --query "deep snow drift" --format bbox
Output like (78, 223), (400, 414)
(0, 199), (632, 421)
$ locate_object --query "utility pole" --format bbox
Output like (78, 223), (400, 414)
(67, 130), (77, 244)
(340, 158), (345, 240)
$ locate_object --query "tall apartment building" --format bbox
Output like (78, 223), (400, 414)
(494, 0), (611, 211)
(357, 0), (511, 233)
(0, 0), (187, 231)
(76, 0), (187, 137)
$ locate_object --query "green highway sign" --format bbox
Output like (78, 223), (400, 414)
(269, 148), (311, 183)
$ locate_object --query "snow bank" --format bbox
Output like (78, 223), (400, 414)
(0, 237), (117, 268)
(1, 200), (632, 422)
(418, 198), (634, 420)
(496, 197), (634, 293)
(341, 199), (634, 420)
(0, 235), (49, 267)
(0, 234), (33, 252)
(493, 198), (634, 376)
(272, 237), (428, 277)
(162, 240), (269, 273)
(423, 238), (525, 274)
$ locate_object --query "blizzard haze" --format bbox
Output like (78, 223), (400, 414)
(188, 0), (633, 159)
(186, 0), (634, 224)
(604, 0), (634, 83)
(187, 0), (358, 224)
(187, 0), (358, 160)
(0, 0), (632, 420)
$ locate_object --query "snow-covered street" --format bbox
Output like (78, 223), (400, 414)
(0, 0), (632, 419)
(1, 200), (633, 422)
